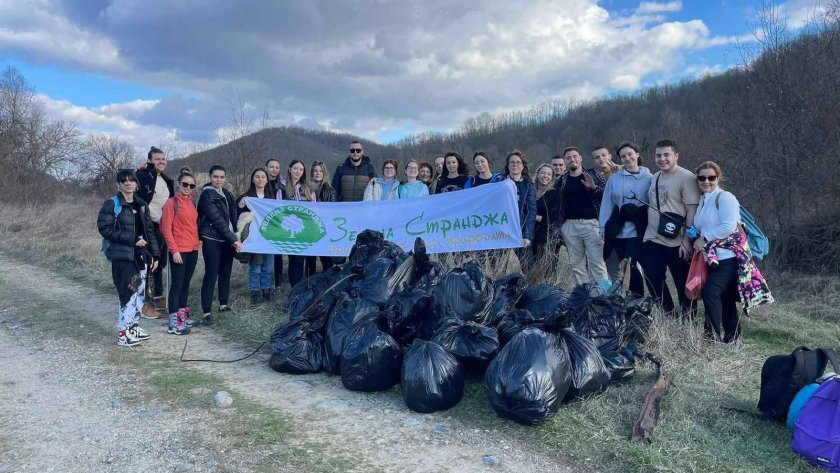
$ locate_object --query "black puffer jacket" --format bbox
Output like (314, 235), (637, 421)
(197, 185), (238, 243)
(136, 166), (174, 205)
(97, 194), (160, 262)
(331, 155), (377, 202)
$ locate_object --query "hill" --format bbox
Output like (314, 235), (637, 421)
(180, 19), (840, 270)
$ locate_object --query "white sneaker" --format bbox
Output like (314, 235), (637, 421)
(117, 330), (142, 347)
(128, 324), (151, 340)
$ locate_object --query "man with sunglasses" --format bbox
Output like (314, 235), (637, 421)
(332, 140), (377, 202)
(640, 139), (700, 319)
(136, 146), (174, 318)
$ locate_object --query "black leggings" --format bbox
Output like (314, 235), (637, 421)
(112, 260), (140, 306)
(640, 241), (696, 317)
(287, 255), (306, 288)
(702, 258), (741, 342)
(201, 240), (235, 313)
(305, 256), (335, 278)
(168, 250), (198, 312)
(151, 223), (167, 298)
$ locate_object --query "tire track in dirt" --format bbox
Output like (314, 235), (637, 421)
(0, 256), (589, 473)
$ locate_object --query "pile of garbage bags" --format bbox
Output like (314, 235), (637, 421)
(269, 230), (654, 426)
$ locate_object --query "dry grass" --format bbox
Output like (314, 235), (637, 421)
(2, 198), (839, 472)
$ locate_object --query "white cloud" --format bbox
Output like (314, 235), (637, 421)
(3, 0), (752, 144)
(781, 0), (826, 28)
(637, 1), (683, 14)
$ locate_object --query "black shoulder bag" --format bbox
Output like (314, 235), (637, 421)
(655, 174), (686, 239)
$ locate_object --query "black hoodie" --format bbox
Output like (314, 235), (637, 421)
(331, 155), (377, 202)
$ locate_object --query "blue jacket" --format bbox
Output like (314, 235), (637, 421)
(511, 177), (537, 241)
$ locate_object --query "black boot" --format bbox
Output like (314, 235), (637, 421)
(262, 288), (272, 302)
(250, 290), (263, 305)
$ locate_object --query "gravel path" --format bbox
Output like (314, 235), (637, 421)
(0, 256), (589, 473)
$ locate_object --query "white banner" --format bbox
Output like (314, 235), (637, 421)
(242, 180), (523, 256)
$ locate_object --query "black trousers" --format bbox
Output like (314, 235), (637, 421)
(201, 239), (234, 313)
(612, 237), (645, 297)
(287, 255), (306, 288)
(703, 258), (741, 342)
(305, 256), (335, 279)
(168, 250), (198, 312)
(151, 222), (167, 298)
(274, 254), (285, 288)
(111, 260), (140, 306)
(640, 241), (696, 317)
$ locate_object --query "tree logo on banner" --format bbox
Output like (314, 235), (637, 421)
(259, 205), (327, 254)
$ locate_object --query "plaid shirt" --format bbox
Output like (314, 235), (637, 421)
(552, 168), (607, 229)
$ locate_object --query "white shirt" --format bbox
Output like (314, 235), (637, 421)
(694, 188), (739, 260)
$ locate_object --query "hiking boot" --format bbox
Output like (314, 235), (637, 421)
(167, 313), (191, 335)
(140, 302), (162, 319)
(128, 323), (150, 340)
(178, 307), (196, 327)
(202, 313), (215, 326)
(218, 305), (231, 313)
(153, 296), (167, 310)
(117, 330), (142, 347)
(262, 289), (273, 303)
(250, 290), (263, 305)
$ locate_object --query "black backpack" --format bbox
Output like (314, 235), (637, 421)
(757, 347), (838, 422)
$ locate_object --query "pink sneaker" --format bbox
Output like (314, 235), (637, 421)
(178, 307), (196, 327)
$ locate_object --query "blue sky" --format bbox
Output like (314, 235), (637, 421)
(0, 0), (824, 152)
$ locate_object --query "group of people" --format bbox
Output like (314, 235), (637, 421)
(98, 139), (772, 348)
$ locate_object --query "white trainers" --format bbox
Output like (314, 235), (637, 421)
(128, 324), (151, 340)
(117, 330), (142, 347)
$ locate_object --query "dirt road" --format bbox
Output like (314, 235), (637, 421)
(0, 256), (588, 473)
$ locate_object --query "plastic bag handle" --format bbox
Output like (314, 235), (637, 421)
(819, 348), (840, 374)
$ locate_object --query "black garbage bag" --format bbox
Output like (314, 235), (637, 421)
(344, 229), (388, 270)
(285, 265), (344, 329)
(622, 296), (654, 358)
(401, 340), (465, 413)
(566, 283), (626, 351)
(349, 256), (407, 304)
(431, 261), (494, 323)
(484, 273), (528, 326)
(496, 308), (541, 347)
(414, 260), (445, 290)
(516, 284), (569, 331)
(269, 320), (325, 374)
(324, 294), (380, 374)
(383, 288), (431, 347)
(433, 320), (499, 372)
(341, 311), (404, 392)
(558, 329), (610, 399)
(485, 328), (572, 426)
(599, 348), (636, 382)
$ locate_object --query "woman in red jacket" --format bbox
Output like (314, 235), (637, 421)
(160, 169), (199, 335)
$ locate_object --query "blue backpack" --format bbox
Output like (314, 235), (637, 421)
(716, 193), (770, 261)
(101, 195), (122, 259)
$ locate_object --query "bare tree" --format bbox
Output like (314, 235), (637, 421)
(215, 97), (272, 192)
(79, 134), (137, 195)
(0, 66), (80, 202)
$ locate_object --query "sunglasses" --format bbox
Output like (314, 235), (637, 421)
(697, 175), (718, 182)
(119, 178), (137, 183)
(349, 148), (363, 154)
(181, 182), (197, 189)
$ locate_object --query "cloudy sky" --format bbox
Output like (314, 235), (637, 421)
(0, 0), (826, 152)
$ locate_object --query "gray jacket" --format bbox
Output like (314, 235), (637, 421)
(598, 167), (653, 239)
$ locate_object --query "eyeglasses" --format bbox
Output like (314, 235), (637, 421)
(509, 161), (523, 166)
(384, 166), (396, 170)
(181, 182), (197, 189)
(697, 175), (718, 182)
(119, 178), (137, 183)
(349, 148), (363, 154)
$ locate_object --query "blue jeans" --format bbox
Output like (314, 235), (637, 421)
(248, 254), (275, 290)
